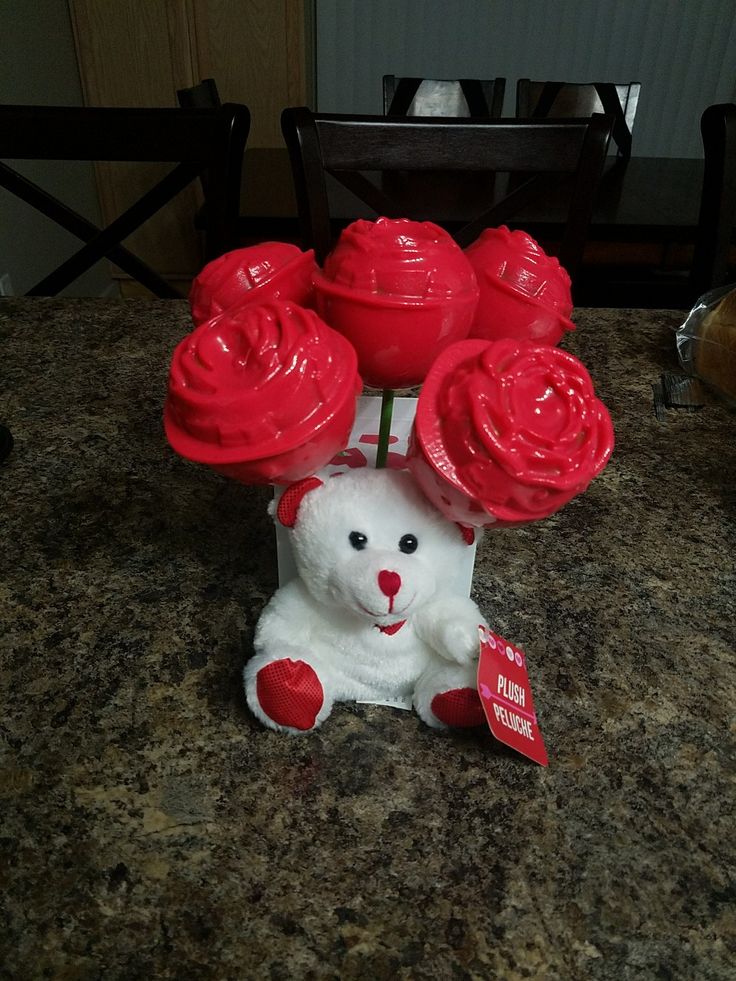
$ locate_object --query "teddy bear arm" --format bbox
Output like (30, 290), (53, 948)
(254, 578), (325, 651)
(412, 595), (487, 665)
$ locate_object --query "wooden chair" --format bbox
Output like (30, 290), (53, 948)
(0, 103), (250, 297)
(280, 107), (613, 283)
(691, 102), (736, 298)
(176, 78), (222, 109)
(175, 79), (226, 238)
(577, 103), (736, 308)
(383, 75), (506, 117)
(516, 79), (640, 160)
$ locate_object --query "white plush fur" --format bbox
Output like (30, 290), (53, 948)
(244, 469), (487, 733)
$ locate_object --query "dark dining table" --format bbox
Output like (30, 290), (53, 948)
(2, 297), (735, 979)
(240, 148), (706, 247)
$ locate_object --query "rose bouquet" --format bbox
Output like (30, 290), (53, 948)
(165, 217), (613, 516)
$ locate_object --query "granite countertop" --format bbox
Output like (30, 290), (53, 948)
(1, 298), (734, 980)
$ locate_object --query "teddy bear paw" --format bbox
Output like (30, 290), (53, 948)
(431, 687), (486, 728)
(255, 658), (324, 731)
(413, 599), (483, 665)
(436, 620), (481, 665)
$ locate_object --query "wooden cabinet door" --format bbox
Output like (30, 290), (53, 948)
(69, 0), (203, 288)
(69, 0), (313, 289)
(192, 0), (312, 148)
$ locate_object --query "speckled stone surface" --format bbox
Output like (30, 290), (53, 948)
(1, 297), (735, 980)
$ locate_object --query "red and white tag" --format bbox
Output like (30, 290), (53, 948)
(477, 625), (549, 766)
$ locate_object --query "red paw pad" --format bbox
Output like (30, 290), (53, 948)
(431, 687), (485, 728)
(256, 658), (324, 731)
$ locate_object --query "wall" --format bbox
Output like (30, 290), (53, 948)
(0, 0), (113, 296)
(315, 0), (736, 158)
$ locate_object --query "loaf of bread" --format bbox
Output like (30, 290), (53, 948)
(692, 287), (736, 403)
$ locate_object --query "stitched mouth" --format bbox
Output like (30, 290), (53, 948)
(359, 603), (383, 618)
(358, 594), (415, 620)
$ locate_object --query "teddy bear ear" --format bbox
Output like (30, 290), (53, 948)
(456, 523), (476, 546)
(276, 476), (324, 527)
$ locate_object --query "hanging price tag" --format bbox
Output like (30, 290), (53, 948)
(477, 626), (549, 766)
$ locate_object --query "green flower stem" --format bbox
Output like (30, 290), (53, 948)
(375, 389), (395, 469)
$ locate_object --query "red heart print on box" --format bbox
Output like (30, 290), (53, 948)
(477, 626), (549, 766)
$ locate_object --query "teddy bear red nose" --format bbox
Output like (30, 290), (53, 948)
(378, 570), (402, 597)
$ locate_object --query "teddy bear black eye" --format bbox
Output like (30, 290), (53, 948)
(399, 534), (418, 554)
(349, 531), (368, 551)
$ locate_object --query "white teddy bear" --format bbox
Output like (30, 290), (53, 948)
(244, 468), (489, 734)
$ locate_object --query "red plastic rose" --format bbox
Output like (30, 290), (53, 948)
(312, 217), (479, 388)
(164, 300), (362, 484)
(407, 338), (614, 526)
(189, 242), (317, 326)
(464, 226), (574, 346)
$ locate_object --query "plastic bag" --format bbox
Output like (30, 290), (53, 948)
(676, 284), (736, 405)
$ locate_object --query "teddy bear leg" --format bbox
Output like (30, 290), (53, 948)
(413, 659), (485, 730)
(244, 648), (334, 734)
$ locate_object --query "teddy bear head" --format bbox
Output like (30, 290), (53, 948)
(274, 468), (475, 628)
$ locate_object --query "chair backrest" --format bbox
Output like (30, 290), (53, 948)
(0, 103), (249, 297)
(383, 75), (506, 117)
(177, 78), (222, 109)
(280, 107), (613, 280)
(516, 79), (640, 159)
(176, 80), (224, 212)
(692, 102), (736, 296)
